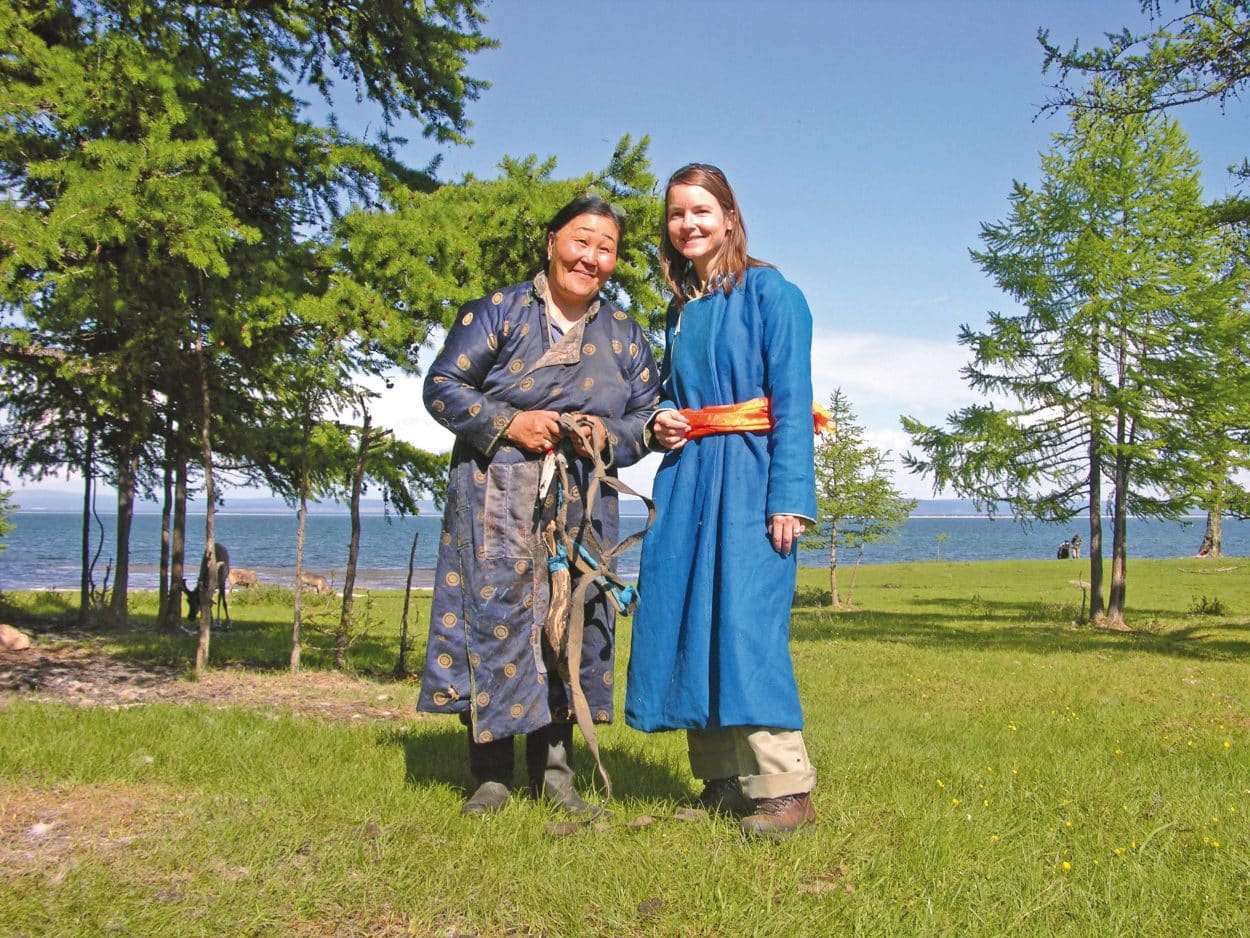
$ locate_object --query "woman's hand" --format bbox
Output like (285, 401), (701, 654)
(506, 410), (562, 453)
(769, 514), (807, 557)
(568, 414), (607, 459)
(652, 409), (690, 450)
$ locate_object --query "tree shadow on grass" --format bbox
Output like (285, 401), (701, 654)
(790, 600), (1250, 663)
(379, 719), (694, 803)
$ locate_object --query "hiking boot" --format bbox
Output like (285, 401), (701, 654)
(461, 780), (511, 816)
(739, 792), (816, 839)
(694, 777), (754, 817)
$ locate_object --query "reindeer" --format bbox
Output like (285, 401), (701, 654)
(227, 567), (259, 591)
(182, 542), (231, 630)
(297, 571), (331, 595)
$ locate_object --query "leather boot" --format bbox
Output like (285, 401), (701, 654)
(525, 722), (604, 817)
(739, 792), (816, 839)
(694, 777), (754, 817)
(462, 727), (513, 816)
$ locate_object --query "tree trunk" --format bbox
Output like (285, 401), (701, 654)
(78, 432), (94, 627)
(194, 313), (216, 675)
(291, 492), (307, 674)
(171, 463), (187, 624)
(395, 527), (421, 678)
(335, 412), (372, 670)
(157, 448), (173, 626)
(1198, 509), (1222, 557)
(828, 522), (840, 608)
(109, 448), (137, 625)
(1087, 428), (1105, 622)
(1104, 442), (1132, 630)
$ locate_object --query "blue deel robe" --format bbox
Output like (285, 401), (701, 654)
(625, 266), (818, 733)
(418, 276), (660, 744)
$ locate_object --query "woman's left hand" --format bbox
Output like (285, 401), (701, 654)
(769, 514), (807, 556)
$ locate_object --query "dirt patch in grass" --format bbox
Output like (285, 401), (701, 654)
(0, 783), (186, 881)
(0, 639), (424, 724)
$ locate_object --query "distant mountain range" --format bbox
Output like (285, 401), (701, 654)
(8, 487), (994, 518)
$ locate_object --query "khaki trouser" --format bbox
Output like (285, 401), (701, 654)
(687, 726), (817, 799)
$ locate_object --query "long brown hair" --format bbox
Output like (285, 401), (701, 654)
(660, 163), (770, 306)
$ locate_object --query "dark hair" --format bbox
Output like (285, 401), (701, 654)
(661, 163), (768, 306)
(544, 195), (626, 261)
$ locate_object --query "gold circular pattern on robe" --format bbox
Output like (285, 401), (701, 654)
(469, 403), (481, 417)
(543, 494), (555, 508)
(611, 340), (622, 354)
(582, 377), (594, 390)
(478, 730), (494, 743)
(441, 531), (451, 545)
(514, 559), (529, 574)
(519, 377), (534, 391)
(432, 691), (449, 706)
(437, 653), (453, 669)
(469, 652), (481, 667)
(640, 368), (651, 383)
(486, 333), (498, 351)
(474, 469), (487, 484)
(582, 343), (596, 356)
(523, 594), (534, 609)
(462, 311), (475, 326)
(510, 704), (524, 719)
(508, 359), (525, 374)
(630, 343), (639, 358)
(479, 586), (494, 600)
(431, 399), (445, 412)
(445, 571), (461, 586)
(456, 354), (471, 370)
(432, 375), (448, 384)
(503, 663), (517, 678)
(492, 415), (508, 430)
(596, 709), (610, 721)
(493, 625), (509, 640)
(476, 545), (487, 560)
(613, 310), (627, 320)
(491, 291), (504, 304)
(476, 691), (490, 707)
(442, 612), (456, 628)
(603, 672), (613, 686)
(520, 323), (531, 337)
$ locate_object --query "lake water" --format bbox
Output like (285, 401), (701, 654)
(1, 509), (1244, 592)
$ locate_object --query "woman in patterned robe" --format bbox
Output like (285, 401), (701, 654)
(418, 196), (660, 815)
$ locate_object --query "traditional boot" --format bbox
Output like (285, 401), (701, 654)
(694, 777), (754, 817)
(526, 722), (604, 817)
(462, 728), (513, 816)
(739, 792), (816, 839)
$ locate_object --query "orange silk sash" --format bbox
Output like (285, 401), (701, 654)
(679, 396), (833, 440)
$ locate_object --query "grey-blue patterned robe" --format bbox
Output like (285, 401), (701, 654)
(417, 276), (660, 744)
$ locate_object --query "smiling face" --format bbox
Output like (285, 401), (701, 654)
(666, 183), (734, 282)
(545, 212), (620, 315)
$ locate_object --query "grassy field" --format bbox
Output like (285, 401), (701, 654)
(1, 558), (1248, 936)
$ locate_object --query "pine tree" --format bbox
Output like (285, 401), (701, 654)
(808, 390), (915, 608)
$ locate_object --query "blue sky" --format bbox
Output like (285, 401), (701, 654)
(12, 0), (1250, 503)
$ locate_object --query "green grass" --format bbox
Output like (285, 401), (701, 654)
(2, 558), (1248, 936)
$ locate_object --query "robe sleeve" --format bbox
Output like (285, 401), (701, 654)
(601, 320), (662, 468)
(758, 270), (819, 521)
(423, 297), (516, 456)
(643, 300), (682, 451)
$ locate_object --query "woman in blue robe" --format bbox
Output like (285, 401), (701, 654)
(626, 164), (819, 838)
(418, 196), (660, 815)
